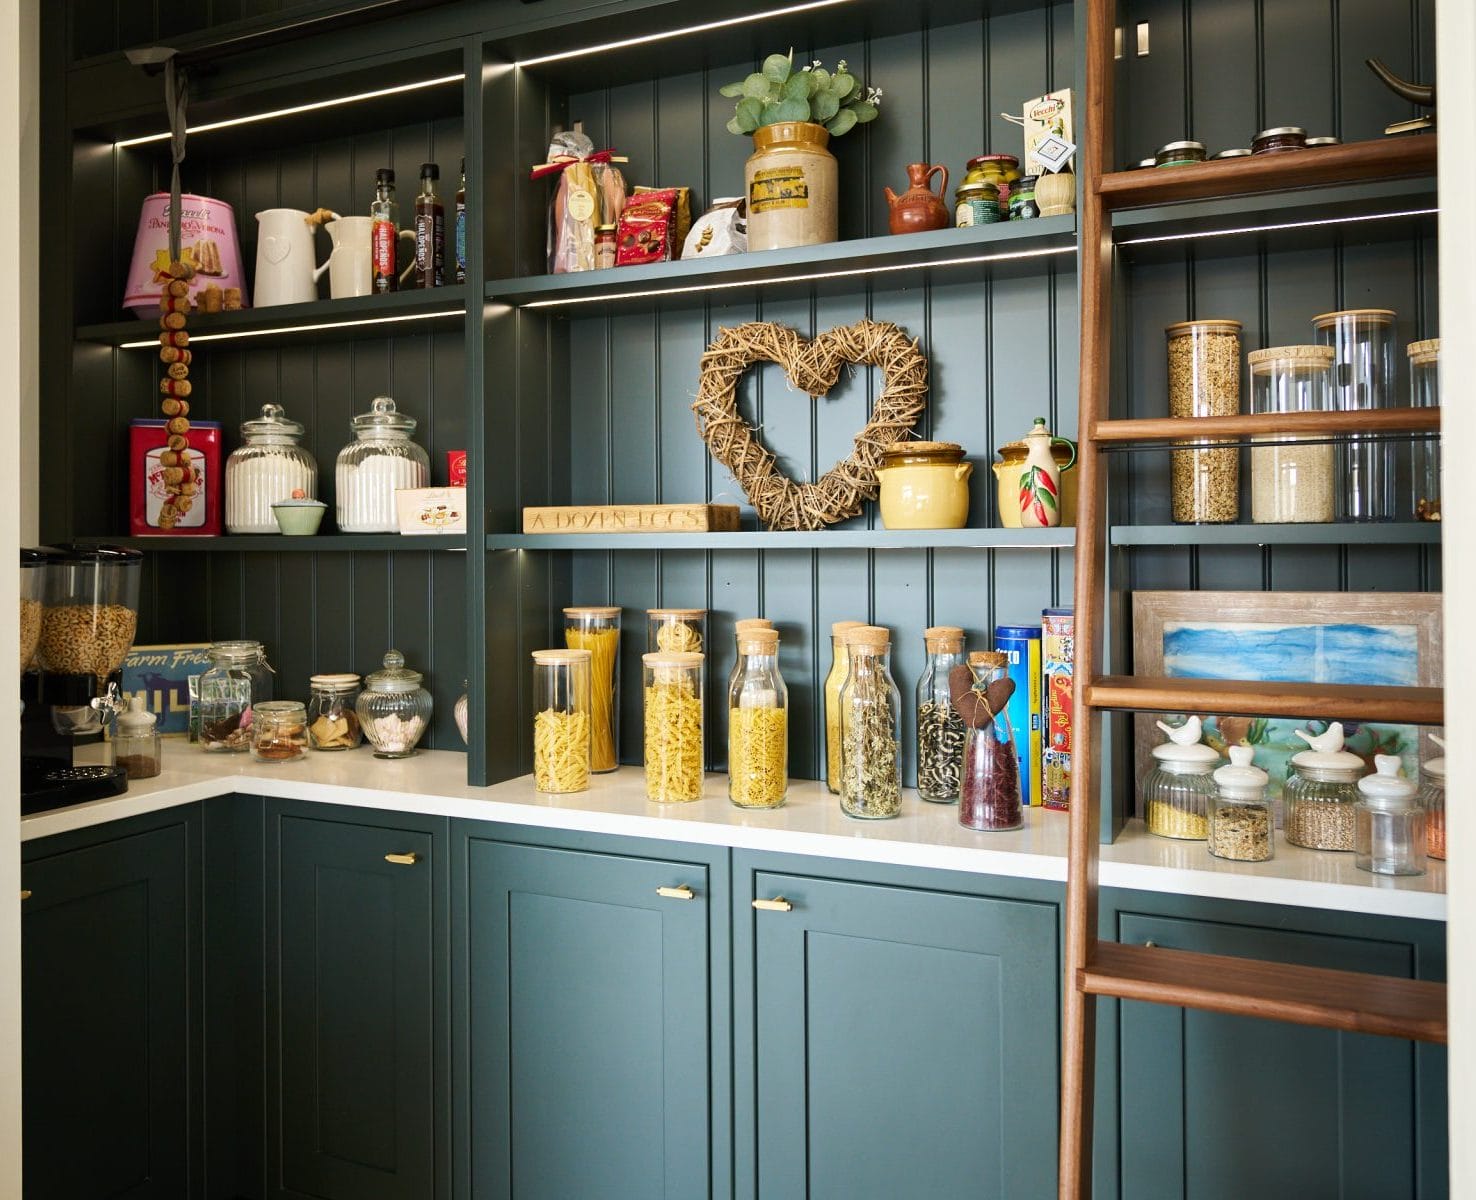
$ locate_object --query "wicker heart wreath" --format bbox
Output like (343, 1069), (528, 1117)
(692, 320), (929, 531)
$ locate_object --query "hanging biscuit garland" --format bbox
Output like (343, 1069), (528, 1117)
(156, 261), (196, 530)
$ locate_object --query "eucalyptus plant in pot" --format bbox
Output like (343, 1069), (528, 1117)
(721, 51), (881, 251)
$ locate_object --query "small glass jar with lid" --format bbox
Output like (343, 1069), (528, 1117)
(1251, 126), (1308, 154)
(334, 396), (430, 533)
(1009, 176), (1039, 220)
(113, 693), (161, 779)
(1249, 345), (1336, 524)
(356, 649), (433, 758)
(959, 651), (1023, 831)
(839, 625), (902, 819)
(824, 620), (865, 794)
(1355, 754), (1425, 876)
(1420, 734), (1445, 860)
(1155, 140), (1207, 167)
(647, 608), (707, 655)
(199, 639), (273, 752)
(963, 153), (1021, 205)
(916, 626), (967, 803)
(643, 651), (704, 803)
(225, 403), (319, 534)
(532, 649), (592, 794)
(1142, 716), (1219, 839)
(1283, 722), (1363, 851)
(564, 606), (621, 773)
(954, 181), (1001, 227)
(1207, 745), (1273, 862)
(252, 700), (308, 763)
(1166, 319), (1242, 524)
(1312, 309), (1398, 522)
(728, 628), (787, 810)
(1408, 338), (1440, 521)
(307, 673), (362, 750)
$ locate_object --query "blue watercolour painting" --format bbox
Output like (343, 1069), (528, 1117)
(1161, 621), (1421, 688)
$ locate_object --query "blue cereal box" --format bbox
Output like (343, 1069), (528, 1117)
(994, 623), (1043, 807)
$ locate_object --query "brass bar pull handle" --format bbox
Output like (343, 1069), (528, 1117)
(19, 890), (31, 901)
(656, 885), (695, 900)
(752, 896), (793, 913)
(384, 852), (420, 866)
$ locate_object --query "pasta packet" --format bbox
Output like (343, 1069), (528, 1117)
(534, 129), (629, 273)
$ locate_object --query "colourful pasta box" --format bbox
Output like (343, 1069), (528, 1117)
(994, 623), (1043, 807)
(1042, 607), (1074, 810)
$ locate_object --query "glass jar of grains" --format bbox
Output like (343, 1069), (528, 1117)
(839, 626), (902, 819)
(1355, 755), (1425, 876)
(1166, 319), (1242, 524)
(564, 606), (620, 773)
(531, 649), (592, 794)
(824, 620), (865, 794)
(1142, 716), (1219, 840)
(1408, 338), (1440, 521)
(307, 673), (362, 751)
(1207, 745), (1273, 862)
(1419, 735), (1445, 861)
(251, 700), (308, 763)
(1283, 722), (1363, 851)
(727, 628), (787, 810)
(356, 649), (433, 758)
(1248, 345), (1335, 524)
(643, 651), (704, 803)
(1312, 309), (1398, 522)
(916, 626), (967, 803)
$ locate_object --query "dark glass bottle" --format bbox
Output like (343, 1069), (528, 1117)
(454, 157), (467, 285)
(370, 168), (398, 294)
(415, 162), (445, 288)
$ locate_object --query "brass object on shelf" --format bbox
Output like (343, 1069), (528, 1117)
(383, 852), (420, 866)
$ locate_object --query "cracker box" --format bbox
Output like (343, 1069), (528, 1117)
(1042, 606), (1075, 810)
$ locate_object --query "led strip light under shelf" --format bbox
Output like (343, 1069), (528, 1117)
(117, 309), (466, 349)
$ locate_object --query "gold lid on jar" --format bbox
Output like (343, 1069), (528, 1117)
(879, 440), (965, 466)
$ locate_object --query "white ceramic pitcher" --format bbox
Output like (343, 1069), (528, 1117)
(323, 216), (415, 299)
(254, 208), (330, 307)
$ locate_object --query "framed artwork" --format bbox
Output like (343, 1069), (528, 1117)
(1131, 591), (1442, 807)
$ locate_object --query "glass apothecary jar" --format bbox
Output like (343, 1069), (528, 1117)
(647, 608), (707, 655)
(113, 693), (161, 779)
(199, 639), (273, 752)
(356, 649), (432, 758)
(1313, 308), (1397, 521)
(225, 403), (318, 534)
(564, 606), (620, 773)
(1166, 319), (1242, 524)
(454, 682), (469, 745)
(824, 621), (864, 794)
(916, 625), (967, 803)
(1142, 716), (1218, 840)
(643, 651), (704, 803)
(1409, 338), (1440, 521)
(1248, 345), (1335, 524)
(1355, 754), (1425, 876)
(839, 626), (901, 819)
(307, 673), (362, 751)
(1283, 722), (1362, 851)
(252, 700), (308, 763)
(728, 628), (787, 810)
(959, 650), (1022, 831)
(1207, 746), (1273, 862)
(1420, 735), (1445, 860)
(334, 397), (430, 533)
(532, 649), (592, 794)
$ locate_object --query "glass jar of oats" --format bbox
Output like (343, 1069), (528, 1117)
(1248, 345), (1335, 524)
(1166, 319), (1242, 524)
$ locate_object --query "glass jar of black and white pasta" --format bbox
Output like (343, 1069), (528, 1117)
(915, 625), (966, 803)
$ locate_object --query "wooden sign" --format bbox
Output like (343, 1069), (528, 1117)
(522, 503), (741, 534)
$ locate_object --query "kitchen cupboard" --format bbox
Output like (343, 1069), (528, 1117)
(20, 807), (198, 1199)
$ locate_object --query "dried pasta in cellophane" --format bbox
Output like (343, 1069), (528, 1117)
(728, 706), (787, 809)
(645, 674), (703, 803)
(533, 708), (591, 793)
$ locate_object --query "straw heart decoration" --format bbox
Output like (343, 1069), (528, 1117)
(692, 319), (929, 531)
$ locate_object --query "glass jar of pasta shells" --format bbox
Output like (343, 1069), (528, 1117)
(1166, 319), (1242, 524)
(564, 606), (621, 773)
(727, 628), (787, 809)
(531, 649), (592, 794)
(824, 620), (865, 794)
(1142, 716), (1219, 840)
(1282, 722), (1362, 852)
(916, 626), (967, 803)
(839, 626), (902, 820)
(1207, 745), (1273, 862)
(643, 651), (704, 803)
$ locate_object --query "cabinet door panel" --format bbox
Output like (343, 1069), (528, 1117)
(750, 872), (1058, 1199)
(465, 840), (710, 1200)
(22, 823), (190, 1199)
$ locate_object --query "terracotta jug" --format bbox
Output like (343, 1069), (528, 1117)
(885, 163), (950, 235)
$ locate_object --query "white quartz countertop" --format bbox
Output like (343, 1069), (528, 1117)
(21, 745), (1446, 922)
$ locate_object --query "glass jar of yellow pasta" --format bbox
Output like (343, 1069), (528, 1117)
(531, 649), (592, 794)
(728, 627), (787, 809)
(564, 606), (621, 773)
(643, 651), (704, 803)
(824, 620), (865, 794)
(647, 608), (707, 655)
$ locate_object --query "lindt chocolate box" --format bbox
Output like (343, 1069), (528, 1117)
(129, 418), (222, 536)
(446, 450), (467, 487)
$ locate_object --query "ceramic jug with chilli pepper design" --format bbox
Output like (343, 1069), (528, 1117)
(1016, 417), (1076, 528)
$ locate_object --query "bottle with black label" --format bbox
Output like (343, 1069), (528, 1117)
(370, 168), (399, 294)
(415, 162), (445, 289)
(454, 157), (467, 285)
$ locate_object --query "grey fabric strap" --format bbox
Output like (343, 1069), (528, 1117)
(163, 58), (188, 263)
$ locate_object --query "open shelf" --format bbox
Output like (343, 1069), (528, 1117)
(78, 535), (467, 552)
(1085, 676), (1444, 725)
(488, 527), (1075, 551)
(76, 286), (468, 349)
(483, 218), (1077, 311)
(1080, 942), (1446, 1043)
(1109, 522), (1440, 546)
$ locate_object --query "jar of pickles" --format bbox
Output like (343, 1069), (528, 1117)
(1355, 755), (1425, 876)
(824, 620), (865, 794)
(356, 650), (433, 758)
(916, 626), (966, 803)
(199, 639), (273, 752)
(839, 626), (901, 819)
(532, 649), (592, 794)
(1419, 735), (1445, 860)
(728, 628), (787, 809)
(963, 153), (1020, 205)
(1167, 319), (1242, 523)
(1248, 345), (1335, 524)
(1282, 722), (1362, 851)
(1207, 745), (1273, 862)
(307, 673), (362, 751)
(954, 182), (1000, 226)
(1409, 338), (1440, 521)
(1142, 716), (1219, 840)
(564, 606), (621, 773)
(647, 608), (706, 655)
(643, 651), (704, 803)
(252, 700), (308, 763)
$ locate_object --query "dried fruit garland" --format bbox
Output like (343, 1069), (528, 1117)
(155, 260), (196, 530)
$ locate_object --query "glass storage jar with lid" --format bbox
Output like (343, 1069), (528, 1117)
(252, 700), (308, 763)
(1166, 319), (1242, 523)
(1142, 716), (1219, 839)
(356, 649), (433, 758)
(1355, 755), (1425, 876)
(1155, 140), (1207, 167)
(1408, 338), (1440, 521)
(1283, 722), (1363, 850)
(728, 628), (787, 810)
(532, 649), (592, 794)
(643, 651), (704, 803)
(113, 693), (161, 779)
(307, 673), (362, 750)
(225, 403), (318, 534)
(839, 626), (902, 819)
(916, 626), (967, 803)
(1248, 345), (1335, 524)
(824, 620), (865, 794)
(1312, 308), (1398, 521)
(1420, 734), (1445, 860)
(1207, 745), (1273, 861)
(198, 639), (273, 752)
(647, 608), (706, 655)
(564, 606), (621, 773)
(963, 153), (1021, 204)
(19, 547), (43, 674)
(334, 396), (430, 533)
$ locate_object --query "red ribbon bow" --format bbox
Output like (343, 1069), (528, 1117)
(529, 149), (618, 181)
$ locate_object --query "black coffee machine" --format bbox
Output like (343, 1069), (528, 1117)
(21, 545), (144, 814)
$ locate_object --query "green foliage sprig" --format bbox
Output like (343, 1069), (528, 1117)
(721, 51), (881, 138)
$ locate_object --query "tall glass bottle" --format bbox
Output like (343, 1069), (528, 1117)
(371, 167), (399, 294)
(959, 651), (1022, 830)
(728, 628), (787, 810)
(839, 626), (901, 819)
(915, 625), (966, 803)
(564, 606), (620, 772)
(454, 157), (467, 285)
(415, 162), (445, 288)
(823, 620), (864, 793)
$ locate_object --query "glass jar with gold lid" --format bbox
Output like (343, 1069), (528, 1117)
(875, 441), (974, 530)
(964, 154), (1021, 204)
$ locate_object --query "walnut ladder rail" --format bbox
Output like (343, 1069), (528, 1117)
(1059, 2), (1447, 1196)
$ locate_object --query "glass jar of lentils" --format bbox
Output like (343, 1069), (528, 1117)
(1166, 319), (1242, 524)
(915, 625), (967, 803)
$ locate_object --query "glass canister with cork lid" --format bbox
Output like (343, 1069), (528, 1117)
(643, 651), (704, 803)
(1166, 319), (1242, 524)
(1248, 345), (1335, 524)
(1419, 734), (1445, 860)
(356, 649), (433, 758)
(727, 627), (787, 810)
(225, 402), (318, 534)
(1312, 308), (1398, 521)
(838, 625), (902, 820)
(307, 673), (362, 750)
(1207, 745), (1273, 861)
(916, 625), (967, 803)
(1282, 722), (1363, 851)
(1355, 755), (1425, 876)
(564, 606), (621, 773)
(823, 620), (865, 794)
(532, 649), (592, 794)
(1408, 338), (1440, 521)
(647, 608), (706, 655)
(1142, 716), (1219, 840)
(334, 396), (430, 533)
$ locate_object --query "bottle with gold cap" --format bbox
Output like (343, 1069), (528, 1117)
(824, 620), (865, 793)
(728, 626), (787, 809)
(839, 625), (902, 819)
(916, 625), (967, 803)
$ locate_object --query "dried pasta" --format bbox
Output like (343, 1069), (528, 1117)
(565, 625), (619, 771)
(533, 708), (591, 793)
(655, 619), (703, 653)
(728, 706), (787, 808)
(644, 678), (703, 802)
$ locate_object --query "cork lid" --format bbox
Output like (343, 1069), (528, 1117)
(970, 650), (1007, 668)
(1247, 344), (1335, 368)
(1165, 319), (1243, 337)
(642, 651), (704, 669)
(734, 618), (774, 635)
(846, 625), (891, 651)
(1407, 337), (1440, 364)
(925, 625), (965, 640)
(648, 608), (706, 619)
(880, 440), (965, 465)
(831, 620), (865, 637)
(1311, 309), (1396, 328)
(564, 605), (620, 617)
(738, 629), (780, 654)
(532, 649), (593, 665)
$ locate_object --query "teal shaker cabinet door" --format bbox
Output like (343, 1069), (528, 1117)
(741, 869), (1060, 1199)
(22, 814), (195, 1199)
(461, 838), (713, 1200)
(267, 806), (446, 1200)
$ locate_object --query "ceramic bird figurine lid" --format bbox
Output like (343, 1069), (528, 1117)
(1214, 744), (1269, 797)
(1290, 722), (1363, 773)
(1424, 733), (1445, 781)
(1151, 716), (1219, 765)
(1357, 754), (1418, 808)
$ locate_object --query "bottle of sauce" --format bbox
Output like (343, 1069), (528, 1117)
(371, 168), (399, 294)
(415, 162), (445, 289)
(454, 157), (467, 285)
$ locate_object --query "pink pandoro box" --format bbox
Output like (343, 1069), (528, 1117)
(123, 192), (249, 316)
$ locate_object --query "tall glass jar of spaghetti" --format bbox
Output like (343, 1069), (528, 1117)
(728, 627), (787, 809)
(531, 649), (592, 794)
(564, 606), (620, 772)
(643, 652), (704, 803)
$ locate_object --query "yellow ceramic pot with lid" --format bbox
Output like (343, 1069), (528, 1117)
(993, 431), (1079, 527)
(875, 441), (973, 529)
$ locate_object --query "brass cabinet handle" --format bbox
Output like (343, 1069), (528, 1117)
(384, 852), (420, 866)
(752, 896), (793, 912)
(19, 890), (31, 901)
(656, 885), (695, 900)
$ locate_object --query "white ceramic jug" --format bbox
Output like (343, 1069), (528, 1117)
(1016, 417), (1076, 529)
(254, 208), (330, 307)
(324, 216), (415, 299)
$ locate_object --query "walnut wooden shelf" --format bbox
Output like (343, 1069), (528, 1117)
(1092, 407), (1440, 443)
(1085, 676), (1445, 726)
